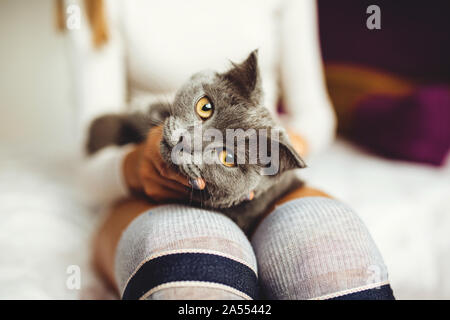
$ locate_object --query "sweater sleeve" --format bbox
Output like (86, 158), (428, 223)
(65, 0), (130, 205)
(279, 0), (337, 156)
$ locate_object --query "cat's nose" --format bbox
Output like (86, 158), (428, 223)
(177, 136), (192, 151)
(165, 130), (192, 150)
(163, 117), (199, 151)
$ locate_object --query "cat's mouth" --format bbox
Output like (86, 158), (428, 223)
(179, 164), (204, 188)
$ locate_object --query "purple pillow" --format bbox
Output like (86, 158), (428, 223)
(351, 86), (450, 166)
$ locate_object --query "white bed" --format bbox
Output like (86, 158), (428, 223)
(0, 139), (448, 299)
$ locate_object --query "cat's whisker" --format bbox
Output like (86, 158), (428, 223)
(189, 184), (194, 205)
(144, 113), (164, 126)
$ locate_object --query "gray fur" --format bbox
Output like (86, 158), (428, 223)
(87, 51), (306, 234)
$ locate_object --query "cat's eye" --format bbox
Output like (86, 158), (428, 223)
(195, 96), (214, 120)
(219, 149), (236, 167)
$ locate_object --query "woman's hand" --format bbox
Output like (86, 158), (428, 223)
(123, 125), (192, 202)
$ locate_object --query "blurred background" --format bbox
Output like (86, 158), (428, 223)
(0, 0), (449, 299)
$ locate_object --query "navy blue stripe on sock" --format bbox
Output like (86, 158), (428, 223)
(329, 284), (395, 300)
(122, 252), (258, 300)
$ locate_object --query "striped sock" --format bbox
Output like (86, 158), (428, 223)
(115, 205), (258, 300)
(251, 197), (394, 300)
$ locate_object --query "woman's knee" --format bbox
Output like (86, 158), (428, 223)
(115, 205), (258, 300)
(252, 197), (393, 300)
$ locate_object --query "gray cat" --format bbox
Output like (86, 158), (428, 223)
(87, 51), (305, 234)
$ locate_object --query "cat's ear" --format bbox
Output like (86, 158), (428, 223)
(222, 50), (261, 103)
(277, 138), (307, 173)
(258, 130), (306, 176)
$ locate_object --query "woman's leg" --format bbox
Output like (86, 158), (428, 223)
(94, 198), (258, 300)
(251, 187), (394, 300)
(93, 197), (158, 291)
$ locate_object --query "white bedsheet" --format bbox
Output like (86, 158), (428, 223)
(0, 139), (448, 299)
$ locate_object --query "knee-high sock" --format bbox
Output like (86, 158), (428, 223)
(252, 197), (394, 300)
(115, 205), (258, 300)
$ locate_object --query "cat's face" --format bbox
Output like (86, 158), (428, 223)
(160, 51), (305, 208)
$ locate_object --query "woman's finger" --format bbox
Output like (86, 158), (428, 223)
(142, 177), (191, 201)
(141, 161), (191, 194)
(154, 159), (191, 187)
